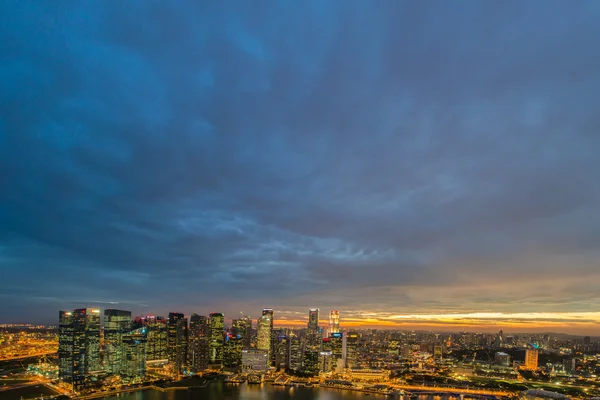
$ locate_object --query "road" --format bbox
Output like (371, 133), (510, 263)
(391, 383), (510, 397)
(0, 351), (57, 362)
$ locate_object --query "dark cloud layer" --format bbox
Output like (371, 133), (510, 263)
(1, 1), (600, 328)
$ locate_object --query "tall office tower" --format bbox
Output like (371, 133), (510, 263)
(302, 349), (319, 375)
(232, 314), (252, 348)
(345, 331), (359, 368)
(306, 308), (322, 352)
(329, 310), (340, 334)
(262, 309), (274, 328)
(223, 334), (243, 372)
(288, 335), (303, 371)
(168, 312), (188, 374)
(308, 308), (319, 331)
(319, 350), (334, 373)
(525, 348), (539, 370)
(58, 311), (74, 383)
(257, 314), (272, 360)
(145, 316), (168, 360)
(189, 314), (209, 372)
(72, 308), (101, 392)
(275, 333), (288, 369)
(329, 332), (343, 361)
(209, 313), (225, 366)
(104, 309), (132, 374)
(262, 309), (276, 364)
(120, 328), (147, 381)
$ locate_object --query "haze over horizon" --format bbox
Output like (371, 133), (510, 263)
(1, 1), (600, 335)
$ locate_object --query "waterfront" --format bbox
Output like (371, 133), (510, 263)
(103, 382), (462, 400)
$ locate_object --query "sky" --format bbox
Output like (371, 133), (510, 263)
(1, 1), (600, 335)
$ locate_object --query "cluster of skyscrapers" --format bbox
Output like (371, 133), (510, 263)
(58, 307), (357, 392)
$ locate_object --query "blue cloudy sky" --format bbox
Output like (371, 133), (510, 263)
(1, 1), (600, 332)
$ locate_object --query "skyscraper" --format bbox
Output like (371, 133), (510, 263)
(288, 335), (303, 371)
(308, 308), (319, 331)
(58, 311), (74, 383)
(104, 309), (132, 374)
(257, 313), (272, 360)
(329, 310), (340, 334)
(329, 332), (343, 361)
(223, 334), (243, 371)
(306, 308), (322, 352)
(274, 333), (288, 369)
(168, 312), (188, 375)
(262, 308), (276, 364)
(232, 314), (252, 348)
(120, 328), (147, 381)
(144, 316), (168, 361)
(189, 314), (209, 372)
(72, 308), (101, 392)
(209, 312), (225, 366)
(345, 332), (360, 368)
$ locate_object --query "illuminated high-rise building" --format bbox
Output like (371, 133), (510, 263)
(288, 335), (303, 371)
(223, 334), (243, 371)
(72, 308), (101, 392)
(262, 309), (276, 364)
(262, 309), (274, 327)
(306, 308), (322, 352)
(104, 309), (132, 374)
(168, 312), (188, 374)
(58, 311), (74, 383)
(329, 310), (340, 334)
(232, 314), (252, 348)
(120, 328), (147, 381)
(319, 350), (334, 373)
(525, 348), (539, 370)
(302, 349), (319, 375)
(308, 308), (319, 331)
(329, 332), (343, 360)
(345, 331), (359, 368)
(274, 333), (288, 369)
(209, 312), (225, 366)
(257, 313), (272, 361)
(189, 314), (209, 372)
(143, 316), (168, 361)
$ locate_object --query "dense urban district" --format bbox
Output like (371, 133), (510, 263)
(1, 309), (599, 400)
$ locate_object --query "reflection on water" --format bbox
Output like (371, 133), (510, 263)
(104, 382), (462, 400)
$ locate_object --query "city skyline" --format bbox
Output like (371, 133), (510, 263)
(39, 307), (600, 336)
(2, 1), (600, 335)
